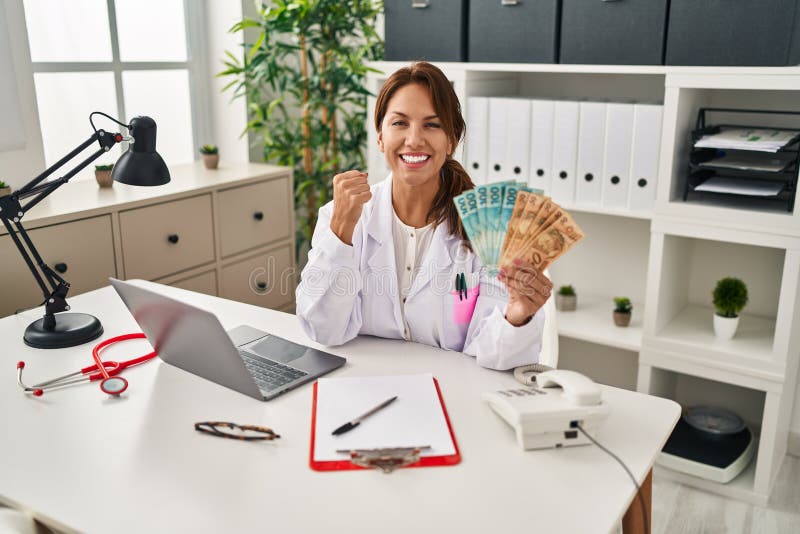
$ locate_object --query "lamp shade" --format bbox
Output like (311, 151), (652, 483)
(112, 116), (170, 186)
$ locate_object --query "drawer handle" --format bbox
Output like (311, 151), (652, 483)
(638, 178), (648, 188)
(54, 262), (68, 274)
(411, 0), (429, 7)
(611, 176), (621, 185)
(167, 234), (179, 244)
(253, 211), (264, 221)
(584, 173), (594, 182)
(501, 0), (520, 5)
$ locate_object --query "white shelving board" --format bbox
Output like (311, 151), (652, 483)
(560, 202), (652, 221)
(557, 294), (643, 352)
(652, 305), (776, 365)
(367, 61), (800, 77)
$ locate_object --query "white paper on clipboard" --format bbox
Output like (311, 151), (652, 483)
(313, 373), (456, 463)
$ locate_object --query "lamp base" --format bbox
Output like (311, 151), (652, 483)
(24, 313), (104, 349)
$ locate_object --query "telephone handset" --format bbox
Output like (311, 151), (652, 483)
(536, 370), (603, 406)
(482, 369), (609, 450)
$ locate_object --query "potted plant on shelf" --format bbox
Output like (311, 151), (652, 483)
(613, 297), (632, 327)
(200, 145), (219, 169)
(94, 164), (114, 188)
(0, 180), (10, 197)
(712, 277), (748, 340)
(556, 285), (577, 311)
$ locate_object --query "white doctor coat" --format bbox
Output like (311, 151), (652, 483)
(295, 176), (545, 370)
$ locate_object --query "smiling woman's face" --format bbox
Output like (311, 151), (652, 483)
(378, 83), (451, 189)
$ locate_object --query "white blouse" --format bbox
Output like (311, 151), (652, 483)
(392, 209), (435, 340)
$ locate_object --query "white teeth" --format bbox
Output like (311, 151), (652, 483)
(401, 154), (429, 163)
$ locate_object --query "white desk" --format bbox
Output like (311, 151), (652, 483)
(0, 281), (679, 533)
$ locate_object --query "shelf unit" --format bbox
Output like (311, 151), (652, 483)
(366, 61), (800, 505)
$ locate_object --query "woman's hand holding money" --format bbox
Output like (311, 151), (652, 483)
(498, 259), (553, 327)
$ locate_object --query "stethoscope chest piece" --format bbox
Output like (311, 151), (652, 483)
(100, 376), (128, 396)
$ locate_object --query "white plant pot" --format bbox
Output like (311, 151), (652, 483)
(713, 314), (739, 340)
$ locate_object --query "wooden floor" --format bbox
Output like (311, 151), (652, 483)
(652, 455), (800, 534)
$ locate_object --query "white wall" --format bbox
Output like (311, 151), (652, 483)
(204, 0), (248, 163)
(0, 0), (44, 190)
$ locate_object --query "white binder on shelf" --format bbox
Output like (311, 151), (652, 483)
(550, 100), (580, 204)
(487, 98), (511, 184)
(465, 97), (489, 185)
(628, 104), (663, 213)
(529, 99), (555, 194)
(575, 101), (606, 206)
(505, 99), (532, 184)
(602, 103), (635, 209)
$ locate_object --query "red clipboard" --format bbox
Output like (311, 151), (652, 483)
(309, 377), (461, 471)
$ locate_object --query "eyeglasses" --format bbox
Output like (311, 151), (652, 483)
(194, 421), (280, 441)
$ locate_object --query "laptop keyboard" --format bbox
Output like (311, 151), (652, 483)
(240, 351), (308, 392)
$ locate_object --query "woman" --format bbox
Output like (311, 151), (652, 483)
(295, 61), (552, 370)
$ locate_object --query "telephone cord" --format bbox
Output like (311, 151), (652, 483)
(575, 422), (649, 534)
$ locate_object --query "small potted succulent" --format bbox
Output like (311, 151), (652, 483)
(712, 277), (748, 340)
(94, 164), (114, 188)
(556, 284), (577, 311)
(200, 144), (219, 169)
(0, 180), (10, 197)
(613, 297), (632, 327)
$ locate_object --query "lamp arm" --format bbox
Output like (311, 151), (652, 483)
(15, 131), (102, 197)
(1, 218), (52, 305)
(0, 129), (123, 322)
(15, 130), (121, 212)
(18, 145), (108, 214)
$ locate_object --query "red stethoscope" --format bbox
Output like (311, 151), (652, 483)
(17, 333), (157, 396)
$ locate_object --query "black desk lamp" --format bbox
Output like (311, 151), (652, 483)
(0, 112), (170, 349)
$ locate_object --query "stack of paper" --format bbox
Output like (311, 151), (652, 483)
(453, 184), (585, 274)
(694, 128), (799, 153)
(694, 177), (785, 197)
(698, 151), (794, 172)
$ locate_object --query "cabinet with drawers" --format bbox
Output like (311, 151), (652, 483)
(0, 162), (294, 317)
(0, 215), (116, 315)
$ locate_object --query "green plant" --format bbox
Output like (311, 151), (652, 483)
(0, 180), (8, 188)
(94, 164), (114, 171)
(613, 297), (632, 313)
(200, 144), (219, 155)
(558, 285), (576, 297)
(712, 277), (748, 318)
(220, 0), (384, 261)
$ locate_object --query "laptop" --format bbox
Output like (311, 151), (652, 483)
(109, 278), (346, 401)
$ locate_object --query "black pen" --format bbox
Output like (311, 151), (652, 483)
(332, 395), (398, 436)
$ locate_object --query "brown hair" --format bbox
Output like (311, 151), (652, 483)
(374, 61), (474, 243)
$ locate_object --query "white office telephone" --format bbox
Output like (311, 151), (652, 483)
(482, 369), (610, 450)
